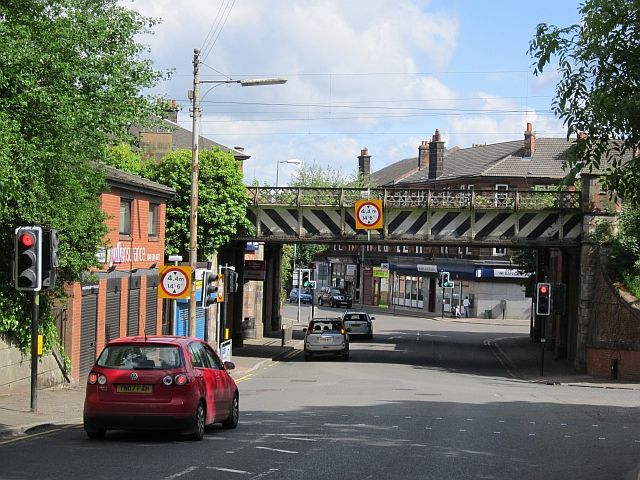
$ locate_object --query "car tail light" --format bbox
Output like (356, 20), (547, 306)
(162, 375), (174, 386)
(88, 372), (98, 385)
(174, 374), (188, 386)
(97, 374), (107, 385)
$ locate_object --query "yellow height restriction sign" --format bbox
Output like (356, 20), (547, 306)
(159, 265), (192, 299)
(355, 199), (383, 230)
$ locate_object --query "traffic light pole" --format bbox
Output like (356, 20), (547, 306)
(30, 291), (39, 412)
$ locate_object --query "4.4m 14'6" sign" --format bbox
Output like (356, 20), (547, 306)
(159, 265), (192, 299)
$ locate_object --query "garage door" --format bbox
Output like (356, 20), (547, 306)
(127, 275), (141, 336)
(79, 284), (99, 379)
(105, 277), (121, 342)
(145, 275), (158, 336)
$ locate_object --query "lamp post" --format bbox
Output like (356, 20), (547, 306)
(275, 158), (302, 187)
(188, 48), (286, 336)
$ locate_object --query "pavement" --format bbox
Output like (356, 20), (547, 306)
(1, 314), (638, 440)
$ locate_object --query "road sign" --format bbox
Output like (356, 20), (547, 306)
(355, 199), (383, 230)
(159, 265), (192, 299)
(216, 274), (224, 303)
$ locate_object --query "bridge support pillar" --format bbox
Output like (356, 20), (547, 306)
(263, 244), (283, 335)
(574, 173), (620, 372)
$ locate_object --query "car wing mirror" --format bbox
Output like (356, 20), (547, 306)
(224, 361), (236, 371)
(370, 317), (375, 321)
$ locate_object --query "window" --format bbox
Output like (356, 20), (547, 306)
(493, 247), (507, 256)
(416, 245), (423, 254)
(119, 199), (132, 236)
(148, 203), (159, 237)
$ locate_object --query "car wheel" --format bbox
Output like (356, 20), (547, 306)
(341, 350), (350, 361)
(84, 427), (106, 440)
(189, 401), (206, 441)
(319, 298), (323, 306)
(304, 350), (312, 361)
(222, 393), (239, 429)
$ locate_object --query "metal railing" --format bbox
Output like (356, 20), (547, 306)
(247, 187), (581, 211)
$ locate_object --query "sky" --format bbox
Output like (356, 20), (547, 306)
(123, 0), (582, 186)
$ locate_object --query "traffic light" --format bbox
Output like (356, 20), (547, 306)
(441, 271), (453, 288)
(42, 228), (59, 289)
(227, 269), (238, 293)
(14, 226), (43, 291)
(201, 270), (217, 307)
(536, 282), (552, 316)
(302, 269), (311, 287)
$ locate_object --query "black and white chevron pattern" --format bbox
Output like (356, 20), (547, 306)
(242, 207), (583, 246)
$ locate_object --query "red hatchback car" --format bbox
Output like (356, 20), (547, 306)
(83, 336), (239, 441)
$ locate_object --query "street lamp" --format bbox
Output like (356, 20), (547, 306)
(188, 48), (286, 336)
(275, 158), (302, 187)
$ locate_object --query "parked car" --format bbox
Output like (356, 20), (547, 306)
(341, 311), (374, 339)
(289, 288), (313, 304)
(83, 335), (239, 441)
(318, 287), (352, 308)
(303, 317), (350, 361)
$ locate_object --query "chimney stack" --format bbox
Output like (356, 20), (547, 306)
(418, 140), (429, 170)
(524, 122), (536, 157)
(358, 147), (371, 179)
(428, 129), (445, 179)
(164, 99), (179, 123)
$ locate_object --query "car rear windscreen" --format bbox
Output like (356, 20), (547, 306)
(344, 314), (367, 321)
(310, 320), (342, 332)
(97, 344), (183, 369)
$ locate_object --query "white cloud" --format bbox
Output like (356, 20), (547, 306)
(123, 0), (565, 183)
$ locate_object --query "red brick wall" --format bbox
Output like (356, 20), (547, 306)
(587, 257), (640, 380)
(586, 348), (640, 380)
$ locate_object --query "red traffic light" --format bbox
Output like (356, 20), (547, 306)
(19, 232), (35, 248)
(539, 285), (549, 295)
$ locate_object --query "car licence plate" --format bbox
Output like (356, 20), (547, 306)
(319, 336), (333, 343)
(116, 384), (152, 394)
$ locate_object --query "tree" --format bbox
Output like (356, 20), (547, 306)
(290, 162), (373, 188)
(529, 0), (640, 204)
(145, 148), (250, 261)
(104, 143), (145, 175)
(0, 0), (167, 351)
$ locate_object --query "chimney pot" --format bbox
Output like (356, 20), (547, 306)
(358, 147), (371, 179)
(524, 123), (536, 157)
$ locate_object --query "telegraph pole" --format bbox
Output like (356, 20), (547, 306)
(188, 48), (201, 337)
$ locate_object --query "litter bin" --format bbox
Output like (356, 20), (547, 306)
(242, 316), (256, 339)
(485, 309), (492, 319)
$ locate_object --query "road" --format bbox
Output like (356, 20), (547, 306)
(1, 307), (638, 480)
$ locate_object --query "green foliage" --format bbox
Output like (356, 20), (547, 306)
(529, 0), (640, 205)
(0, 0), (167, 352)
(145, 148), (250, 261)
(104, 143), (144, 175)
(290, 162), (373, 188)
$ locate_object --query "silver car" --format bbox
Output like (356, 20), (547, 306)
(303, 318), (350, 361)
(342, 311), (374, 339)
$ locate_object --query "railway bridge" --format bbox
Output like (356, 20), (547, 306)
(218, 174), (614, 371)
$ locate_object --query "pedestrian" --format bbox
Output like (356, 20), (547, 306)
(453, 305), (461, 318)
(463, 296), (470, 318)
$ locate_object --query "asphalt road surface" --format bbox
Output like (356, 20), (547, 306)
(1, 309), (638, 480)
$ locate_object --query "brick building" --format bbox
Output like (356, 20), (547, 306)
(61, 165), (175, 382)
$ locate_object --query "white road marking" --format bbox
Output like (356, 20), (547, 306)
(592, 424), (599, 427)
(459, 429), (467, 432)
(564, 435), (572, 438)
(529, 433), (536, 436)
(466, 418), (473, 421)
(255, 446), (298, 454)
(598, 437), (606, 440)
(493, 432), (501, 434)
(425, 427), (432, 430)
(282, 437), (317, 442)
(161, 466), (198, 480)
(207, 467), (252, 475)
(499, 420), (505, 423)
(561, 423), (567, 426)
